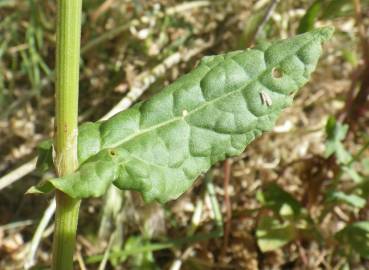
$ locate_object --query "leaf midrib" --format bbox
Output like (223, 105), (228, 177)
(103, 39), (312, 151)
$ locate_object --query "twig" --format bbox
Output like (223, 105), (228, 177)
(81, 1), (211, 54)
(76, 248), (88, 270)
(0, 157), (37, 191)
(187, 199), (204, 236)
(166, 1), (210, 15)
(81, 23), (131, 54)
(24, 198), (56, 269)
(91, 0), (116, 22)
(353, 0), (369, 65)
(98, 186), (123, 240)
(220, 159), (232, 259)
(0, 219), (34, 230)
(344, 0), (369, 125)
(254, 0), (279, 41)
(98, 232), (115, 270)
(102, 38), (213, 120)
(296, 241), (308, 266)
(204, 172), (223, 233)
(169, 247), (193, 270)
(338, 67), (363, 122)
(100, 51), (179, 120)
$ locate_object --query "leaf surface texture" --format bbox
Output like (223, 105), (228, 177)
(30, 28), (334, 203)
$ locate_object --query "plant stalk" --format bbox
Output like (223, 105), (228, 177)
(52, 0), (83, 269)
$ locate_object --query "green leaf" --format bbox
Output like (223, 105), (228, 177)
(325, 116), (351, 164)
(299, 0), (369, 31)
(257, 185), (319, 252)
(342, 166), (364, 183)
(115, 236), (160, 269)
(361, 158), (369, 174)
(238, 3), (271, 48)
(321, 0), (369, 19)
(35, 139), (53, 172)
(257, 183), (303, 218)
(325, 190), (366, 208)
(341, 48), (358, 67)
(336, 222), (369, 258)
(30, 27), (334, 203)
(322, 0), (358, 19)
(325, 116), (348, 142)
(256, 216), (296, 252)
(297, 0), (323, 34)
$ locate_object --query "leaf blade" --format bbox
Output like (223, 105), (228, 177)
(29, 27), (334, 203)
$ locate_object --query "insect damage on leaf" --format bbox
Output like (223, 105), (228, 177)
(28, 27), (334, 203)
(260, 91), (273, 107)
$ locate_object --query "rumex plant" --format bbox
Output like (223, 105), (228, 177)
(32, 28), (334, 202)
(29, 1), (333, 268)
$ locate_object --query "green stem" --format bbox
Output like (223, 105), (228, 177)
(52, 0), (83, 270)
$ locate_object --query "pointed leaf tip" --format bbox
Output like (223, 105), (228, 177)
(26, 180), (55, 195)
(314, 26), (334, 42)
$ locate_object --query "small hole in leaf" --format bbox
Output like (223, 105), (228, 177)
(109, 149), (117, 156)
(272, 67), (283, 78)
